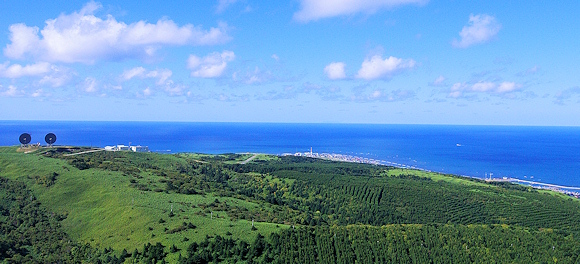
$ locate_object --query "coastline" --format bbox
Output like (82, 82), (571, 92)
(14, 144), (580, 199)
(2, 122), (579, 189)
(286, 150), (580, 199)
(3, 121), (579, 192)
(486, 178), (580, 198)
(284, 151), (430, 171)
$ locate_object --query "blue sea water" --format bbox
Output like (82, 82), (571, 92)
(1, 121), (579, 187)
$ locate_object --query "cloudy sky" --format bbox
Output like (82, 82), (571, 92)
(0, 1), (579, 125)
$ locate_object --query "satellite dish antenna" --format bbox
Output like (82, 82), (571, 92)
(19, 133), (31, 147)
(45, 133), (57, 147)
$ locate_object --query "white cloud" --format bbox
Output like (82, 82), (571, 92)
(83, 77), (97, 93)
(0, 61), (51, 78)
(38, 75), (70, 88)
(109, 85), (122, 90)
(324, 62), (346, 80)
(448, 81), (522, 98)
(294, 0), (428, 22)
(388, 89), (415, 101)
(447, 83), (466, 98)
(496, 82), (519, 93)
(142, 87), (152, 97)
(3, 1), (231, 63)
(351, 87), (416, 102)
(31, 89), (47, 97)
(232, 67), (275, 85)
(526, 66), (539, 74)
(271, 54), (279, 61)
(121, 67), (172, 85)
(148, 69), (173, 85)
(255, 82), (343, 101)
(517, 65), (540, 77)
(0, 85), (24, 97)
(121, 67), (147, 80)
(448, 91), (462, 98)
(188, 51), (235, 78)
(554, 87), (580, 105)
(0, 61), (72, 87)
(162, 81), (187, 96)
(356, 55), (415, 80)
(37, 65), (73, 88)
(3, 23), (40, 59)
(429, 75), (446, 86)
(452, 14), (501, 48)
(120, 67), (184, 96)
(471, 81), (496, 92)
(371, 90), (383, 99)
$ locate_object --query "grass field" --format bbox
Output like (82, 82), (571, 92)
(0, 147), (288, 260)
(2, 145), (580, 262)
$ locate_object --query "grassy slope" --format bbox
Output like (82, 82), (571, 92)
(0, 147), (285, 261)
(388, 167), (579, 202)
(2, 146), (580, 262)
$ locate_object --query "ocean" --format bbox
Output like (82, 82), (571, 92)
(1, 121), (579, 188)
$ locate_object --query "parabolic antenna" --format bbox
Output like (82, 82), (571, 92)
(19, 133), (31, 145)
(45, 133), (57, 146)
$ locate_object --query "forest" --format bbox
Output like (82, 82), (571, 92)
(1, 146), (580, 263)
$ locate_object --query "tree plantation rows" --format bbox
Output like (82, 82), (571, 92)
(181, 225), (580, 263)
(2, 147), (580, 262)
(54, 150), (580, 233)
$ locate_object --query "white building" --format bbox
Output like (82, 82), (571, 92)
(117, 145), (130, 151)
(130, 145), (149, 152)
(104, 144), (149, 152)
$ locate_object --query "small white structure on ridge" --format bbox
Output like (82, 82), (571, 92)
(104, 144), (149, 152)
(130, 145), (149, 152)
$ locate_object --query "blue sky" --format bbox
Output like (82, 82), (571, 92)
(0, 1), (579, 125)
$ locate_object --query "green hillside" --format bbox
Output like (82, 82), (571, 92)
(1, 146), (580, 263)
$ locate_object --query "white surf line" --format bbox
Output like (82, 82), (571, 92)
(494, 178), (580, 190)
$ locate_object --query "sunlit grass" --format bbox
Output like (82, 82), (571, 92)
(0, 147), (287, 257)
(2, 146), (579, 261)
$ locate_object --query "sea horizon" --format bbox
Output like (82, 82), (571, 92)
(1, 120), (579, 188)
